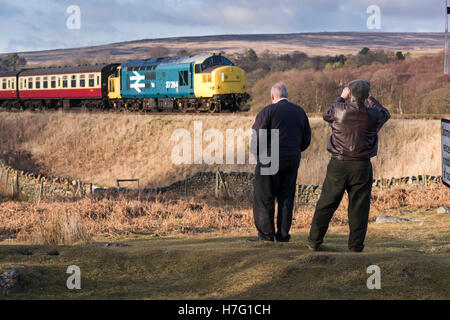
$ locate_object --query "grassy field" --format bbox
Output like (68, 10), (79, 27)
(0, 112), (443, 188)
(0, 184), (449, 299)
(0, 208), (449, 300)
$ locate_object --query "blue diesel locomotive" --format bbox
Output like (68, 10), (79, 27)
(107, 53), (250, 112)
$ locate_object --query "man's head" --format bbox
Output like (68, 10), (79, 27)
(271, 82), (288, 103)
(348, 80), (370, 103)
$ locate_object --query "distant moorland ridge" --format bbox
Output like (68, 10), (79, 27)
(0, 32), (445, 66)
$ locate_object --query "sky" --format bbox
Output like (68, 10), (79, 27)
(0, 0), (447, 53)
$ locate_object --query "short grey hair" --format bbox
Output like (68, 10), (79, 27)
(271, 82), (288, 99)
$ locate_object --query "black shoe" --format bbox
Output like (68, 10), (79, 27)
(275, 235), (290, 242)
(307, 243), (319, 251)
(246, 237), (274, 243)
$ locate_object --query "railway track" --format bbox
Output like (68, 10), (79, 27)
(0, 108), (448, 119)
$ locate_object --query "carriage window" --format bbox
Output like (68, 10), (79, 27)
(28, 78), (33, 89)
(51, 76), (56, 88)
(35, 77), (41, 89)
(43, 77), (48, 89)
(7, 80), (10, 89)
(11, 80), (15, 90)
(88, 74), (95, 87)
(97, 76), (100, 86)
(71, 75), (77, 88)
(79, 75), (85, 87)
(178, 70), (188, 86)
(1, 79), (6, 90)
(62, 76), (68, 88)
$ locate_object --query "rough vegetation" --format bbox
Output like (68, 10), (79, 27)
(0, 184), (448, 245)
(245, 51), (449, 114)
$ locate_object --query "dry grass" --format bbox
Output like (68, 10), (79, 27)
(0, 184), (448, 245)
(0, 112), (442, 188)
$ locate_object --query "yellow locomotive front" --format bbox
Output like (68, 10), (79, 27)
(193, 54), (249, 112)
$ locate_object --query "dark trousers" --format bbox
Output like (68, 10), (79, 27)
(308, 158), (373, 251)
(253, 158), (300, 241)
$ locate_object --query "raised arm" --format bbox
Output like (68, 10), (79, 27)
(324, 87), (351, 123)
(368, 94), (391, 131)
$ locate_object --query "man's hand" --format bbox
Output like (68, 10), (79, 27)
(341, 87), (351, 100)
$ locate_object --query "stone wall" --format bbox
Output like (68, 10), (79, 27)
(0, 157), (443, 205)
(0, 159), (95, 200)
(144, 171), (443, 206)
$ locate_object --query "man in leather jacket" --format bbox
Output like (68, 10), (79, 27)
(308, 79), (390, 252)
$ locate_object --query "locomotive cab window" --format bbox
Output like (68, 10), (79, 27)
(178, 70), (189, 86)
(197, 56), (233, 73)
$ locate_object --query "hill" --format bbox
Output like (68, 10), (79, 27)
(0, 32), (445, 67)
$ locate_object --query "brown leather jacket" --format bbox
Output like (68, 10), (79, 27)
(323, 96), (390, 160)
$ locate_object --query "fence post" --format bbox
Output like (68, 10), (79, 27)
(293, 184), (298, 213)
(75, 179), (81, 197)
(14, 171), (19, 197)
(5, 171), (9, 195)
(215, 169), (219, 198)
(39, 180), (44, 201)
(184, 174), (188, 196)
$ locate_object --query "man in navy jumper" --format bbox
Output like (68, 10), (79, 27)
(247, 82), (311, 243)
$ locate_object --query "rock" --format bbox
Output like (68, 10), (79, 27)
(0, 268), (20, 294)
(47, 249), (60, 256)
(104, 242), (131, 247)
(437, 206), (450, 214)
(375, 215), (423, 223)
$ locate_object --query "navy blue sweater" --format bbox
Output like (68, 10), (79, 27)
(252, 100), (311, 160)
